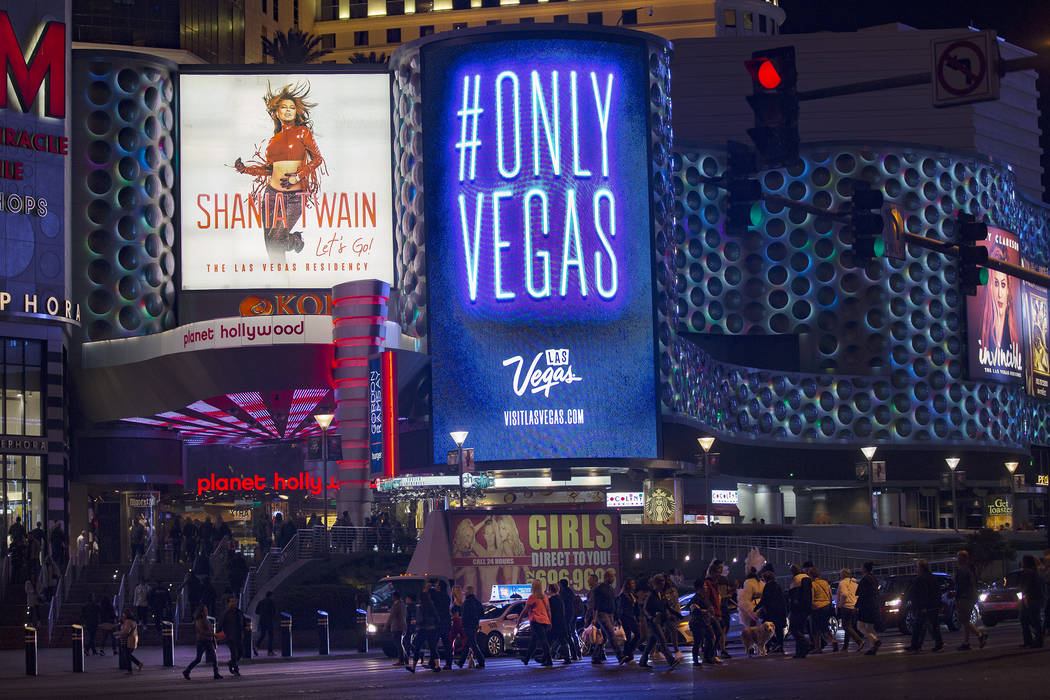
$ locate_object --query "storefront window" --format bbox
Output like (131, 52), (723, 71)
(3, 455), (44, 540)
(2, 338), (45, 436)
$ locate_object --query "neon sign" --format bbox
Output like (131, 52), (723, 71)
(424, 33), (659, 463)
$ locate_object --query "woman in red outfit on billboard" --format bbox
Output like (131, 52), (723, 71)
(234, 82), (325, 263)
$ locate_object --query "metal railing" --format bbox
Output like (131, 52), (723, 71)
(114, 540), (154, 617)
(46, 555), (77, 643)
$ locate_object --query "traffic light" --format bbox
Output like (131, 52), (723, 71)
(956, 213), (989, 296)
(745, 46), (799, 168)
(723, 141), (761, 237)
(846, 181), (885, 263)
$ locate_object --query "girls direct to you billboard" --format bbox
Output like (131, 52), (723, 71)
(179, 72), (393, 290)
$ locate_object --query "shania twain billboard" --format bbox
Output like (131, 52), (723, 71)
(178, 70), (393, 290)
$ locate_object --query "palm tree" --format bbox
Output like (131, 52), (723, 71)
(347, 51), (388, 66)
(262, 28), (332, 64)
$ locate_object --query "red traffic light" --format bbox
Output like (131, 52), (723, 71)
(746, 58), (783, 90)
(758, 60), (782, 89)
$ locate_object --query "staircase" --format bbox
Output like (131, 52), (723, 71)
(47, 562), (130, 647)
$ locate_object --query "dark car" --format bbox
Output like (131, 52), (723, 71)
(977, 569), (1022, 627)
(880, 572), (960, 635)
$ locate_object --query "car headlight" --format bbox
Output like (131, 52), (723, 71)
(1017, 592), (1024, 601)
(885, 598), (901, 608)
(978, 593), (988, 603)
(366, 623), (378, 634)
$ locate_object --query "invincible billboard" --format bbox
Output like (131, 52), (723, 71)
(449, 511), (620, 593)
(179, 72), (393, 290)
(967, 227), (1023, 384)
(423, 34), (659, 464)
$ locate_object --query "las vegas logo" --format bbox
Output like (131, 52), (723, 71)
(502, 348), (583, 398)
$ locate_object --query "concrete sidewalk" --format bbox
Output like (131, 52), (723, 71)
(0, 644), (382, 679)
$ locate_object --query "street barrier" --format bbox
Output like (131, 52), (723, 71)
(72, 624), (85, 672)
(25, 625), (37, 676)
(317, 610), (329, 656)
(161, 621), (174, 667)
(281, 613), (292, 657)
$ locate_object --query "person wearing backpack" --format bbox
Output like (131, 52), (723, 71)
(787, 563), (812, 658)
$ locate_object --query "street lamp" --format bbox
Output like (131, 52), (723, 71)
(698, 437), (715, 525)
(450, 431), (469, 508)
(313, 413), (334, 530)
(861, 446), (877, 528)
(1006, 460), (1019, 492)
(946, 457), (960, 532)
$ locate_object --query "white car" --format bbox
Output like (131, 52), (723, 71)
(478, 600), (527, 657)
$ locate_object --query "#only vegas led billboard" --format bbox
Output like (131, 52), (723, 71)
(179, 71), (393, 290)
(423, 32), (660, 464)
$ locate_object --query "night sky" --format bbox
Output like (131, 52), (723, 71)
(780, 0), (1050, 203)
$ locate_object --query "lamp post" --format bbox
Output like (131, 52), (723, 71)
(698, 437), (715, 525)
(1006, 461), (1019, 531)
(450, 431), (469, 508)
(861, 446), (877, 528)
(946, 457), (960, 532)
(313, 413), (334, 530)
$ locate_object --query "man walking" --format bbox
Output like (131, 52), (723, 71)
(639, 575), (678, 670)
(546, 583), (572, 664)
(456, 585), (486, 668)
(588, 571), (625, 665)
(387, 591), (407, 665)
(220, 596), (245, 676)
(558, 579), (582, 660)
(906, 559), (944, 653)
(254, 591), (277, 656)
(430, 579), (453, 670)
(787, 564), (812, 658)
(856, 561), (882, 655)
(835, 569), (864, 652)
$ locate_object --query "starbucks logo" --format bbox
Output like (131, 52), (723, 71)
(645, 487), (675, 523)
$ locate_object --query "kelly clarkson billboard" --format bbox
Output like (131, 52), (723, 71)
(449, 510), (620, 594)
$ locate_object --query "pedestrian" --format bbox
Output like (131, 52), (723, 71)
(387, 591), (407, 665)
(808, 566), (836, 652)
(254, 591), (277, 656)
(407, 582), (440, 673)
(449, 585), (465, 663)
(81, 592), (101, 656)
(558, 578), (583, 660)
(738, 567), (764, 628)
(715, 566), (735, 657)
(662, 574), (683, 660)
(834, 568), (864, 652)
(703, 561), (726, 659)
(546, 583), (572, 664)
(1019, 554), (1045, 648)
(616, 578), (640, 663)
(954, 550), (987, 651)
(99, 594), (119, 655)
(588, 570), (625, 665)
(403, 593), (417, 665)
(24, 576), (41, 627)
(116, 608), (143, 675)
(756, 567), (786, 654)
(521, 580), (554, 666)
(688, 578), (717, 665)
(639, 575), (679, 669)
(787, 563), (812, 658)
(219, 596), (245, 676)
(183, 604), (222, 680)
(455, 585), (486, 668)
(855, 561), (881, 655)
(134, 578), (150, 625)
(906, 559), (944, 653)
(431, 579), (453, 669)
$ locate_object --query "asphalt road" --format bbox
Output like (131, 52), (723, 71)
(0, 621), (1042, 700)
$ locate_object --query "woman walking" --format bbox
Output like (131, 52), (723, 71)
(521, 580), (553, 666)
(183, 604), (222, 680)
(617, 578), (641, 663)
(954, 550), (987, 651)
(116, 608), (142, 675)
(855, 561), (882, 655)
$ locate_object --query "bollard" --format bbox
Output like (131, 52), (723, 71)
(317, 610), (329, 656)
(280, 613), (292, 657)
(25, 625), (37, 676)
(72, 624), (85, 672)
(243, 617), (253, 662)
(161, 621), (174, 667)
